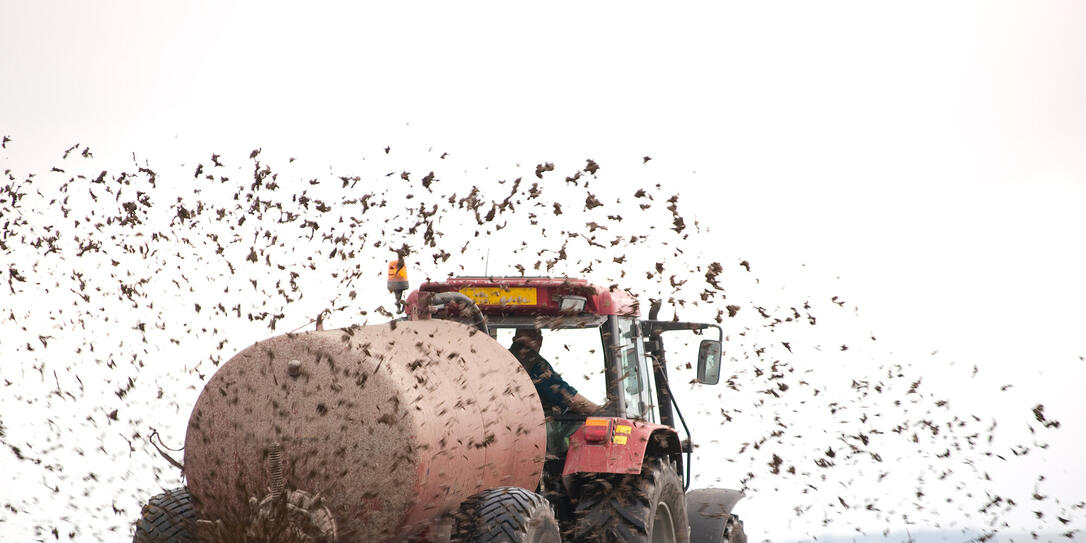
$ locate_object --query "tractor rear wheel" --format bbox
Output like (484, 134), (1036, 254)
(453, 486), (561, 543)
(571, 457), (689, 543)
(132, 487), (196, 543)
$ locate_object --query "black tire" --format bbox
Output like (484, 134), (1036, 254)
(571, 457), (690, 543)
(132, 487), (196, 543)
(453, 486), (562, 543)
(723, 514), (747, 543)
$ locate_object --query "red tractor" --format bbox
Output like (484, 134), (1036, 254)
(133, 267), (747, 543)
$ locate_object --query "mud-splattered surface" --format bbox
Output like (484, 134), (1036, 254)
(184, 320), (544, 541)
(0, 143), (1082, 542)
(3, 4), (1086, 541)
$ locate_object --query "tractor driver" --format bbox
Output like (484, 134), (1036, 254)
(510, 328), (600, 415)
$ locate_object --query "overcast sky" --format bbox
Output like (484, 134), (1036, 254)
(3, 2), (1085, 541)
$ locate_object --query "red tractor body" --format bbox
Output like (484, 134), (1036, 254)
(563, 417), (676, 476)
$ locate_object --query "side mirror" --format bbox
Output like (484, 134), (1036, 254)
(696, 340), (722, 385)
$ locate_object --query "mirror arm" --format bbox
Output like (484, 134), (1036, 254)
(653, 365), (693, 491)
(642, 320), (710, 334)
(708, 323), (723, 342)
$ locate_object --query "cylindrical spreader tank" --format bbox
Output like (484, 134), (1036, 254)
(183, 320), (546, 541)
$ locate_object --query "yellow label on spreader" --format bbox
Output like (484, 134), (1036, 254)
(615, 425), (632, 435)
(613, 435), (628, 445)
(460, 287), (537, 306)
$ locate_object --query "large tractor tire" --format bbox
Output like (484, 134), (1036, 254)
(571, 457), (690, 543)
(453, 486), (561, 543)
(132, 487), (196, 543)
(723, 514), (747, 543)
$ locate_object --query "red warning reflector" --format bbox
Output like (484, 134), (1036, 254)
(583, 418), (612, 443)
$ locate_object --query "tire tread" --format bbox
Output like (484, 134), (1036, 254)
(456, 487), (559, 543)
(571, 457), (688, 543)
(132, 487), (196, 543)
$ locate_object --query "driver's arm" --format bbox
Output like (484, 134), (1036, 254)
(567, 393), (600, 415)
(517, 347), (599, 414)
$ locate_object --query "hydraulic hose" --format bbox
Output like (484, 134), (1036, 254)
(427, 292), (489, 335)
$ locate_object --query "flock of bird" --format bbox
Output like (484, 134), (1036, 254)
(0, 137), (1079, 541)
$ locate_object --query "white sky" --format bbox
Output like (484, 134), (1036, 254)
(2, 1), (1085, 541)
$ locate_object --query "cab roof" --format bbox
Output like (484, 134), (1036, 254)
(409, 276), (640, 318)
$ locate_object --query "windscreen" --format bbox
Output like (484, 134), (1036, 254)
(494, 327), (608, 407)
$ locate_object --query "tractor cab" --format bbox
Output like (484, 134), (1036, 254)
(398, 273), (724, 480)
(405, 277), (653, 421)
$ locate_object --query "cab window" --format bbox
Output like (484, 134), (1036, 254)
(494, 326), (608, 407)
(613, 317), (654, 421)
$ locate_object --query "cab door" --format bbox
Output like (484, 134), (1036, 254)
(609, 316), (657, 422)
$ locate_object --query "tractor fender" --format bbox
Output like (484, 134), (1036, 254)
(561, 419), (681, 476)
(686, 487), (745, 543)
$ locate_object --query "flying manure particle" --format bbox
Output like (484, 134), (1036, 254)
(0, 143), (1073, 542)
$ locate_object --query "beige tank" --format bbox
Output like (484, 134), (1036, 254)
(183, 320), (546, 542)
